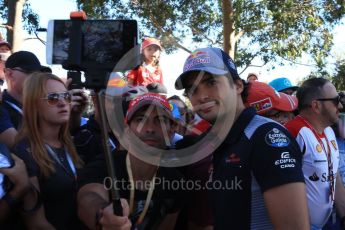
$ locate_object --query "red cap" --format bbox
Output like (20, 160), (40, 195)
(246, 81), (298, 114)
(141, 37), (162, 52)
(125, 93), (173, 123)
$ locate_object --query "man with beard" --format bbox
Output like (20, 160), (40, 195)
(285, 78), (345, 230)
(77, 93), (184, 230)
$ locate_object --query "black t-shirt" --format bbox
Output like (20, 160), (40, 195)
(78, 150), (185, 230)
(13, 140), (84, 230)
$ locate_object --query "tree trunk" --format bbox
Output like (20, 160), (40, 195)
(222, 0), (236, 59)
(7, 0), (25, 52)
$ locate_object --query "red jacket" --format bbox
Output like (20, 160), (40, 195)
(126, 65), (163, 86)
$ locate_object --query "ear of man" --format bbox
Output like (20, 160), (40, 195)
(235, 78), (244, 94)
(310, 100), (322, 115)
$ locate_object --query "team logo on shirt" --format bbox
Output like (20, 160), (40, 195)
(265, 128), (290, 147)
(316, 144), (322, 153)
(331, 140), (338, 150)
(225, 153), (241, 164)
(274, 152), (296, 168)
(309, 172), (320, 181)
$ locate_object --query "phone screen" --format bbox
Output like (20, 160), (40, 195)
(46, 20), (138, 66)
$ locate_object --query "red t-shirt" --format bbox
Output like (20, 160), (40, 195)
(126, 65), (163, 86)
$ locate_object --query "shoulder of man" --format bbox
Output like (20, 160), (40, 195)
(244, 115), (300, 156)
(246, 116), (304, 192)
(285, 117), (306, 138)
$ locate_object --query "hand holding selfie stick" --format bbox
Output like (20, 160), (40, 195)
(66, 11), (123, 216)
(96, 89), (123, 216)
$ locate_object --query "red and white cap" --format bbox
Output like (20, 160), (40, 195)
(246, 81), (298, 114)
(141, 37), (162, 52)
(125, 93), (173, 123)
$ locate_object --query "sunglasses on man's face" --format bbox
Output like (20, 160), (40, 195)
(316, 95), (341, 106)
(41, 92), (72, 106)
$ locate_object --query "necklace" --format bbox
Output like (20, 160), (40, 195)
(126, 154), (157, 225)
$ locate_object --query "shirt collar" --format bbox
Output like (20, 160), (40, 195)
(223, 107), (257, 144)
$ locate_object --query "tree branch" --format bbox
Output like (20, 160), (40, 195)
(0, 24), (13, 30)
(147, 14), (192, 53)
(234, 30), (244, 43)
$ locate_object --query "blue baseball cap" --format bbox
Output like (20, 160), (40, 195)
(269, 77), (298, 92)
(175, 47), (240, 90)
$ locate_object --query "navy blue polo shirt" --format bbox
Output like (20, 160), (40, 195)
(211, 108), (304, 230)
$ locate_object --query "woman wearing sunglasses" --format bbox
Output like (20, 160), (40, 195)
(13, 72), (84, 229)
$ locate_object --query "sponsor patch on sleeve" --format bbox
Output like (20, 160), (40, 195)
(274, 152), (296, 169)
(265, 128), (290, 147)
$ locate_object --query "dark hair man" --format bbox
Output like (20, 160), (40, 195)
(77, 93), (184, 230)
(285, 78), (345, 229)
(174, 47), (309, 229)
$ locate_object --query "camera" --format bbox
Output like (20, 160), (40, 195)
(46, 18), (140, 89)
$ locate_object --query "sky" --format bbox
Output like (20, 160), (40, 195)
(12, 0), (345, 97)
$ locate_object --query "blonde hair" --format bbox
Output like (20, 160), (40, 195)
(16, 72), (82, 178)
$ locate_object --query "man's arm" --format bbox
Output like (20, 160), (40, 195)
(335, 173), (345, 223)
(0, 127), (17, 149)
(78, 183), (131, 230)
(264, 182), (309, 230)
(0, 154), (30, 220)
(21, 177), (55, 230)
(99, 200), (131, 230)
(78, 183), (109, 228)
(67, 82), (88, 134)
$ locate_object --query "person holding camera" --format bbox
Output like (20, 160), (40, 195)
(13, 72), (84, 229)
(127, 37), (166, 94)
(77, 93), (184, 230)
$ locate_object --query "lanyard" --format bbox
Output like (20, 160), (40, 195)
(126, 154), (156, 225)
(108, 137), (116, 151)
(298, 115), (335, 201)
(5, 100), (23, 115)
(45, 144), (77, 180)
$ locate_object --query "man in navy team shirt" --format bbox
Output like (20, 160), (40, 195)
(174, 47), (310, 229)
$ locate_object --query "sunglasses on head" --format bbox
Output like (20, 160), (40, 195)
(316, 95), (341, 106)
(41, 92), (72, 106)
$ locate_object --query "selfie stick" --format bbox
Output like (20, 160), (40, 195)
(68, 11), (123, 216)
(96, 89), (123, 216)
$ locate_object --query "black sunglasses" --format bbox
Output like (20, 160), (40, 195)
(316, 95), (341, 106)
(41, 92), (72, 106)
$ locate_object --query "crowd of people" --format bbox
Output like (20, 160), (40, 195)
(0, 36), (345, 230)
